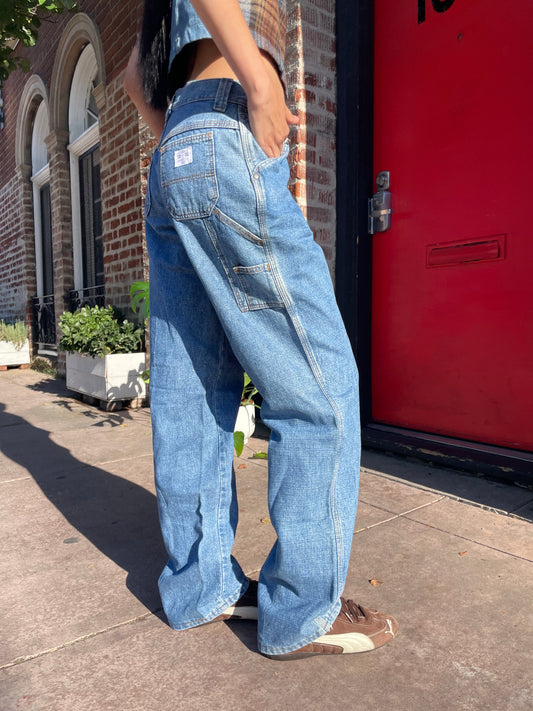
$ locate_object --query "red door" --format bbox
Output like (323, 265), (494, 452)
(372, 0), (533, 451)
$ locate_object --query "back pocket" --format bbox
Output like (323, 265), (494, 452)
(160, 131), (218, 220)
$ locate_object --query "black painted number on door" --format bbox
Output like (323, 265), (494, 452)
(418, 0), (456, 24)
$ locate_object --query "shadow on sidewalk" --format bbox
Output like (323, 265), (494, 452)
(0, 401), (167, 616)
(0, 399), (265, 654)
(25, 376), (71, 396)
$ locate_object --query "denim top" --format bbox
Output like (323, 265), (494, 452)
(170, 0), (287, 90)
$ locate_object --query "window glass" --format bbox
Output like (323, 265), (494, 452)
(40, 183), (54, 296)
(79, 146), (103, 289)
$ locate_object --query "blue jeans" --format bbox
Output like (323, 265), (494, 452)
(145, 79), (360, 655)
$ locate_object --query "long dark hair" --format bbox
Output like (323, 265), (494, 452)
(139, 0), (173, 110)
(139, 0), (196, 109)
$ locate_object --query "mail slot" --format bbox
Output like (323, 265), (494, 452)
(426, 235), (506, 268)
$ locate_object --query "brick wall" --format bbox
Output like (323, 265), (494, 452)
(99, 74), (147, 312)
(287, 0), (337, 277)
(139, 120), (157, 282)
(0, 177), (26, 321)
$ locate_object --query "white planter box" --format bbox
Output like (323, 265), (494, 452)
(66, 352), (147, 401)
(235, 403), (256, 443)
(0, 339), (30, 366)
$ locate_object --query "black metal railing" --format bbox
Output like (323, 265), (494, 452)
(67, 284), (105, 311)
(31, 294), (56, 346)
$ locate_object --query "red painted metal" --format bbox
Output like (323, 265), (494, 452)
(372, 0), (533, 450)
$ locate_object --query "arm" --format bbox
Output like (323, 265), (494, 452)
(189, 0), (299, 157)
(123, 42), (166, 141)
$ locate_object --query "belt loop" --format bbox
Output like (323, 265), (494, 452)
(213, 78), (233, 112)
(165, 102), (173, 123)
(166, 89), (181, 122)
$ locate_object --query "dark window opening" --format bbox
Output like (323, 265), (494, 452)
(40, 183), (54, 297)
(79, 145), (104, 290)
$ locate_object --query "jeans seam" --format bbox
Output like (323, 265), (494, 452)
(213, 207), (263, 246)
(162, 118), (239, 145)
(213, 330), (231, 599)
(172, 95), (247, 111)
(248, 154), (346, 601)
(204, 218), (247, 311)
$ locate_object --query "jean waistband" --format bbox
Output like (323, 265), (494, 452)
(169, 78), (248, 114)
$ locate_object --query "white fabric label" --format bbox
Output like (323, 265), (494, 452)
(174, 147), (193, 168)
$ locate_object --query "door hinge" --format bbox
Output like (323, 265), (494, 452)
(369, 171), (392, 234)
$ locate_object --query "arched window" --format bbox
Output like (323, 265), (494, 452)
(68, 44), (103, 301)
(31, 100), (53, 302)
(17, 85), (57, 351)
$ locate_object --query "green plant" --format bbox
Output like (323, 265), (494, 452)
(240, 372), (258, 405)
(0, 1), (77, 81)
(252, 451), (268, 459)
(0, 319), (28, 349)
(130, 281), (150, 381)
(58, 305), (144, 358)
(233, 430), (245, 457)
(234, 373), (261, 456)
(130, 281), (150, 320)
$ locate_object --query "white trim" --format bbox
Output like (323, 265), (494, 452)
(32, 182), (44, 298)
(68, 44), (98, 142)
(15, 75), (48, 168)
(69, 151), (83, 290)
(31, 101), (49, 174)
(31, 176), (52, 299)
(68, 44), (100, 291)
(30, 101), (51, 301)
(67, 122), (99, 157)
(31, 164), (50, 188)
(49, 13), (106, 133)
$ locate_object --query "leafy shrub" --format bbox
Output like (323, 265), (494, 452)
(58, 306), (144, 358)
(0, 320), (28, 349)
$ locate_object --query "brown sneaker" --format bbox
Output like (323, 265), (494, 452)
(211, 579), (258, 622)
(266, 598), (398, 659)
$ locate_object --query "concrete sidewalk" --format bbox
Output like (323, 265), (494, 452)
(1, 369), (532, 711)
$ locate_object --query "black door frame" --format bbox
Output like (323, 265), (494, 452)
(334, 0), (533, 487)
(335, 0), (374, 427)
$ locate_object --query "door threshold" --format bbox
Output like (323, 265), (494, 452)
(363, 423), (533, 489)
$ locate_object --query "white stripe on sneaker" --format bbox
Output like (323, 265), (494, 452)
(312, 632), (376, 653)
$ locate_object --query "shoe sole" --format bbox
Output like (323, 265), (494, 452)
(211, 605), (258, 623)
(265, 628), (399, 660)
(222, 605), (258, 621)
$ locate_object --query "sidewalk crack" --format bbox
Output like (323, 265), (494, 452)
(355, 496), (445, 533)
(98, 452), (153, 466)
(403, 518), (533, 563)
(0, 476), (32, 485)
(0, 608), (162, 671)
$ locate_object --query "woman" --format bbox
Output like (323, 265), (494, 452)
(124, 0), (398, 659)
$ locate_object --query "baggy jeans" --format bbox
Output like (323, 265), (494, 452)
(145, 78), (361, 655)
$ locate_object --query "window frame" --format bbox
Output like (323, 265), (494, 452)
(67, 44), (101, 292)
